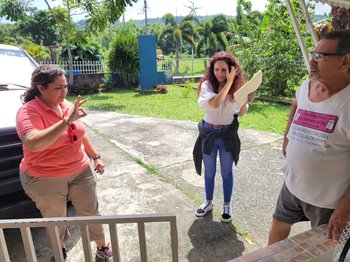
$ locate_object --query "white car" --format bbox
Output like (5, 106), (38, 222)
(0, 44), (39, 218)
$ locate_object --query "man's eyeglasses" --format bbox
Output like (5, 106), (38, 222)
(68, 123), (78, 144)
(310, 51), (348, 62)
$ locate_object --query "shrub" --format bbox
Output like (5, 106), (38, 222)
(68, 74), (103, 95)
(182, 79), (195, 98)
(106, 33), (139, 88)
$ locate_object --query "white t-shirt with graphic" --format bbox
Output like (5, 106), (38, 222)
(284, 80), (350, 209)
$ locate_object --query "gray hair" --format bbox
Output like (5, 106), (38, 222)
(324, 30), (350, 54)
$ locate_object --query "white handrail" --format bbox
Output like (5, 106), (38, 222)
(0, 213), (178, 262)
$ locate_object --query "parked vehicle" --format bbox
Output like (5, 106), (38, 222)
(0, 44), (39, 218)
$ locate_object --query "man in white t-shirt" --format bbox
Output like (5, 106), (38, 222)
(268, 30), (350, 245)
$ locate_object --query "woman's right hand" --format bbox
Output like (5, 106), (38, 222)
(66, 95), (88, 124)
(226, 66), (237, 84)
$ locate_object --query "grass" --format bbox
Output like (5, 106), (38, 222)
(158, 58), (208, 76)
(73, 85), (291, 135)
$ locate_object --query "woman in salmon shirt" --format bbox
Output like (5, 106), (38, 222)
(16, 65), (112, 262)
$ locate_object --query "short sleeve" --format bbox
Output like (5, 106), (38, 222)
(198, 81), (217, 111)
(16, 104), (45, 138)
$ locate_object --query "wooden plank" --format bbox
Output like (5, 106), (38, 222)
(20, 227), (37, 262)
(48, 226), (63, 262)
(0, 229), (10, 262)
(109, 223), (121, 262)
(80, 225), (93, 262)
(138, 222), (147, 262)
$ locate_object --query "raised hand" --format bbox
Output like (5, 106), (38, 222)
(226, 66), (237, 84)
(67, 95), (88, 124)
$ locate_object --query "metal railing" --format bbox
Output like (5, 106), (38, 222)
(40, 61), (106, 74)
(157, 58), (210, 76)
(0, 213), (178, 262)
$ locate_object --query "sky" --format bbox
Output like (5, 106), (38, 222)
(124, 0), (269, 20)
(1, 0), (331, 22)
(33, 0), (330, 21)
(122, 0), (331, 21)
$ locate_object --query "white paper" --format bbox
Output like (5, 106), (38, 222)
(234, 70), (262, 107)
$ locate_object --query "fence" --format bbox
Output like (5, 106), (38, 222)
(40, 61), (107, 74)
(0, 213), (178, 262)
(157, 58), (210, 77)
(40, 58), (210, 76)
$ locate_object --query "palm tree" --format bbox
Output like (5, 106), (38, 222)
(196, 14), (229, 57)
(158, 13), (197, 73)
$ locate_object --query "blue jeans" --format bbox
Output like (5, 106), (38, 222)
(202, 126), (234, 204)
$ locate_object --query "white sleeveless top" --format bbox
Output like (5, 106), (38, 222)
(284, 80), (350, 208)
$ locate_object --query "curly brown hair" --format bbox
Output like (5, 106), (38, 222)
(23, 65), (66, 103)
(198, 51), (245, 97)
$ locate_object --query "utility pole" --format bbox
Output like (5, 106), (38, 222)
(144, 0), (148, 34)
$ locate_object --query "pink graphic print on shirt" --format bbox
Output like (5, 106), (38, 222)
(294, 109), (338, 133)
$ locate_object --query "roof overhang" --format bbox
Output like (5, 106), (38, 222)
(314, 0), (350, 8)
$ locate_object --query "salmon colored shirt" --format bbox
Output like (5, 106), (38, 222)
(16, 96), (90, 178)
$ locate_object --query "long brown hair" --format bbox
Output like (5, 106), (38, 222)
(197, 51), (245, 97)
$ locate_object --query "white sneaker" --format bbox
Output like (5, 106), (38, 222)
(195, 202), (213, 217)
(221, 203), (232, 223)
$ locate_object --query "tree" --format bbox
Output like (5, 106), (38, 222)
(232, 0), (313, 98)
(158, 13), (197, 73)
(196, 14), (229, 57)
(60, 29), (104, 61)
(0, 23), (18, 44)
(17, 9), (59, 46)
(0, 0), (138, 85)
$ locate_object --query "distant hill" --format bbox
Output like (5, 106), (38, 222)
(75, 13), (327, 30)
(75, 14), (232, 29)
(313, 14), (328, 22)
(128, 15), (233, 25)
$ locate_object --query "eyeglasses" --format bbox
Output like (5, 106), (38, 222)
(68, 123), (78, 144)
(310, 51), (348, 62)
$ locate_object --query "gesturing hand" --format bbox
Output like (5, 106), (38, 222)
(67, 95), (88, 123)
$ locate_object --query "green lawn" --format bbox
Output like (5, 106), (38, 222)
(74, 85), (291, 135)
(158, 58), (209, 76)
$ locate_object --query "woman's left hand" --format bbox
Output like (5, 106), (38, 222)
(247, 92), (256, 104)
(94, 159), (105, 175)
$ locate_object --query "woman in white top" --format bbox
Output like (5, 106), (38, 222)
(194, 51), (255, 222)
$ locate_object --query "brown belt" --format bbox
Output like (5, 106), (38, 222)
(203, 121), (230, 129)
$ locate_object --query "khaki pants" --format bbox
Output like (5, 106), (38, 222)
(20, 167), (105, 246)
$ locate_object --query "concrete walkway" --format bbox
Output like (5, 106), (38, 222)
(6, 111), (311, 262)
(66, 111), (310, 261)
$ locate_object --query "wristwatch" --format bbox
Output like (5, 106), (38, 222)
(92, 154), (101, 160)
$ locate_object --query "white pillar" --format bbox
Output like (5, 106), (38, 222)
(299, 0), (318, 45)
(285, 0), (310, 70)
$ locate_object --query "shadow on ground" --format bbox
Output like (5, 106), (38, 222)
(187, 213), (245, 262)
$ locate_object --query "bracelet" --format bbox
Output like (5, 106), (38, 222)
(62, 118), (70, 126)
(92, 154), (101, 160)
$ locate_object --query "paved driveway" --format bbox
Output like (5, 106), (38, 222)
(5, 111), (310, 261)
